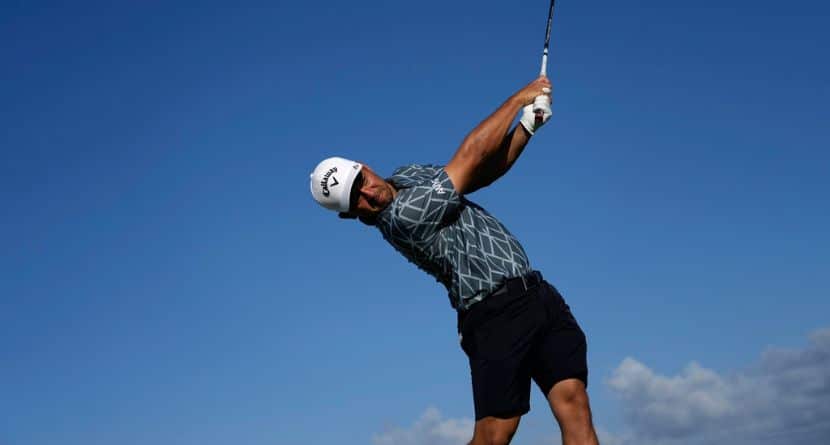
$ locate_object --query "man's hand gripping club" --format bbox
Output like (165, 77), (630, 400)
(519, 78), (552, 135)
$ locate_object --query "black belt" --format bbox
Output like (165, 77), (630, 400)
(488, 270), (543, 298)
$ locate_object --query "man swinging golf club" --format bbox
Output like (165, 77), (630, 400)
(309, 76), (599, 445)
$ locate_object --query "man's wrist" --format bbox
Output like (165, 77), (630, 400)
(508, 94), (527, 108)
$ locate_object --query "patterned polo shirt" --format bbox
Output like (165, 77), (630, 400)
(375, 164), (532, 310)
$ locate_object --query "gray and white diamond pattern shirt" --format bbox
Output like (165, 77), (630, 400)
(375, 164), (532, 310)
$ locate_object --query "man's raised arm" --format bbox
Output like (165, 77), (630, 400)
(444, 76), (552, 195)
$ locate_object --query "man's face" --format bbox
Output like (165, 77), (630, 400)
(347, 165), (395, 218)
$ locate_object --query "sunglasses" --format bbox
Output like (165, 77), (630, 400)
(348, 171), (364, 212)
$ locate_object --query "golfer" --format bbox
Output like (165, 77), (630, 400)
(309, 76), (599, 445)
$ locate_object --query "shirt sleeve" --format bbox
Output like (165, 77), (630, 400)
(389, 168), (461, 242)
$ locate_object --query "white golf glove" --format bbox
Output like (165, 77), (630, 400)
(519, 91), (552, 135)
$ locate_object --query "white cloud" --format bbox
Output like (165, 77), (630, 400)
(607, 327), (830, 445)
(372, 407), (473, 445)
(596, 427), (626, 445)
(372, 329), (830, 445)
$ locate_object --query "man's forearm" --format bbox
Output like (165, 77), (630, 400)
(465, 124), (531, 192)
(455, 95), (525, 167)
(445, 77), (550, 195)
(445, 96), (524, 194)
(504, 123), (532, 170)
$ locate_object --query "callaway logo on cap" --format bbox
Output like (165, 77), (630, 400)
(309, 157), (363, 212)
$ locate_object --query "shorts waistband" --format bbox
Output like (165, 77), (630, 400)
(489, 270), (543, 299)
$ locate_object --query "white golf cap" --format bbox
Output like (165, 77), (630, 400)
(309, 156), (364, 212)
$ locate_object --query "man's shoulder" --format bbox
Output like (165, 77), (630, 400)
(388, 164), (445, 188)
(377, 163), (459, 230)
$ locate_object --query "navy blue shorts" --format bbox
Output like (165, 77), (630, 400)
(457, 272), (588, 420)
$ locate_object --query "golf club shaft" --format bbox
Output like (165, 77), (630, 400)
(533, 0), (556, 120)
(539, 0), (555, 76)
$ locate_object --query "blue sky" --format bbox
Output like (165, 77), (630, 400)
(1, 1), (828, 444)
